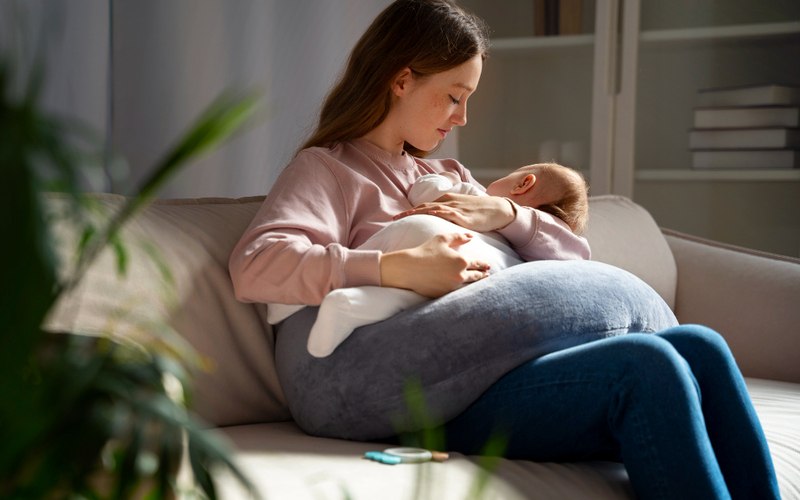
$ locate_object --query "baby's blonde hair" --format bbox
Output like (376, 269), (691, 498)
(531, 163), (589, 235)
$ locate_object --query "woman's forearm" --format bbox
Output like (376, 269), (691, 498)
(229, 236), (381, 305)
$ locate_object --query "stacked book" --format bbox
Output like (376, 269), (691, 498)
(534, 0), (584, 36)
(689, 84), (800, 170)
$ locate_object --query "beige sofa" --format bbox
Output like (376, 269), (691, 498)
(50, 194), (800, 499)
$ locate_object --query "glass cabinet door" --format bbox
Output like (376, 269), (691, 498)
(456, 0), (800, 256)
(631, 0), (800, 256)
(456, 0), (599, 186)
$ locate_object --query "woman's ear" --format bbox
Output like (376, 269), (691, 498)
(392, 68), (414, 96)
(510, 174), (536, 195)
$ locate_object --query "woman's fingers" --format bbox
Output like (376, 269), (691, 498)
(462, 269), (490, 283)
(436, 233), (491, 282)
(394, 193), (515, 232)
(439, 231), (472, 247)
(379, 232), (491, 298)
(393, 203), (442, 220)
(438, 233), (491, 270)
(469, 260), (491, 272)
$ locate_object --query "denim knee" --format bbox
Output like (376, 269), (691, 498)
(614, 335), (697, 392)
(657, 324), (733, 360)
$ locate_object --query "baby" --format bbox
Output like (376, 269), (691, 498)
(269, 163), (589, 357)
(411, 162), (588, 234)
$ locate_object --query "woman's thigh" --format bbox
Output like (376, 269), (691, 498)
(440, 332), (697, 460)
(275, 260), (677, 441)
(441, 332), (737, 499)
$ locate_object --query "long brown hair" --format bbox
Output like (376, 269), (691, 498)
(299, 0), (490, 158)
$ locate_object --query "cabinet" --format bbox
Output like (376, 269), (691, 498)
(458, 0), (800, 257)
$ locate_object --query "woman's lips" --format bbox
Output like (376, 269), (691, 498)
(437, 128), (449, 139)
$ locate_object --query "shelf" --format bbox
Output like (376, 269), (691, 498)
(469, 168), (592, 183)
(640, 21), (800, 46)
(472, 167), (800, 183)
(636, 169), (800, 182)
(491, 34), (594, 55)
(469, 168), (508, 181)
(489, 21), (800, 55)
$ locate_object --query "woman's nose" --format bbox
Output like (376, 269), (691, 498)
(451, 103), (467, 126)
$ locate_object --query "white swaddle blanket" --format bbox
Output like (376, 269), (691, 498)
(268, 214), (523, 357)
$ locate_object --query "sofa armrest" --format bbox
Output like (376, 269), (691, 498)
(663, 229), (800, 383)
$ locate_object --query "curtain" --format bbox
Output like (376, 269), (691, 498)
(9, 0), (460, 198)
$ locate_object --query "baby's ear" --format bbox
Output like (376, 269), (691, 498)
(510, 174), (536, 195)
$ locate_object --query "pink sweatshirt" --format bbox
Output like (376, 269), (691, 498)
(229, 138), (591, 305)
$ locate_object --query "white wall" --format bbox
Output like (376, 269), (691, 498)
(113, 0), (393, 198)
(2, 0), (111, 190)
(15, 0), (453, 198)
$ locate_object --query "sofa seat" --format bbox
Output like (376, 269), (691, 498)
(213, 378), (800, 499)
(47, 193), (800, 499)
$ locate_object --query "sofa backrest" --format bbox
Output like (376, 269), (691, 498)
(47, 194), (289, 427)
(46, 193), (677, 427)
(585, 195), (677, 309)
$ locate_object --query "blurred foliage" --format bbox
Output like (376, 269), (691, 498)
(397, 379), (508, 500)
(0, 23), (262, 499)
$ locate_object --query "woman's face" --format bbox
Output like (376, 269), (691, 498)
(393, 55), (483, 152)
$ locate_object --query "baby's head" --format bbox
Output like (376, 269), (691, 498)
(486, 163), (589, 234)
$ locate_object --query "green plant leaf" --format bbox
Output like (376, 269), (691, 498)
(113, 418), (145, 500)
(467, 433), (508, 500)
(2, 31), (262, 496)
(109, 233), (128, 277)
(189, 438), (217, 500)
(0, 86), (57, 377)
(61, 90), (261, 295)
(139, 90), (262, 203)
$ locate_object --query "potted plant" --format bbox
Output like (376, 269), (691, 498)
(0, 38), (261, 499)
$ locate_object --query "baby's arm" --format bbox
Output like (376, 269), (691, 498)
(408, 173), (483, 205)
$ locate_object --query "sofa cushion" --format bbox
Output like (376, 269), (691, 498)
(216, 422), (634, 499)
(46, 194), (289, 426)
(584, 195), (677, 309)
(664, 230), (800, 383)
(215, 378), (800, 499)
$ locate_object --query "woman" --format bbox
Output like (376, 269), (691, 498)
(229, 1), (780, 498)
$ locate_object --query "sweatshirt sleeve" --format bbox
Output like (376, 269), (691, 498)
(228, 151), (381, 305)
(497, 200), (591, 261)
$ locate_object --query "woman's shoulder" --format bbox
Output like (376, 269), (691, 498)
(286, 144), (346, 174)
(282, 142), (369, 189)
(293, 144), (338, 163)
(292, 141), (358, 168)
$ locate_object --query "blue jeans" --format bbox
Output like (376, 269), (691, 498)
(275, 262), (778, 498)
(441, 325), (780, 500)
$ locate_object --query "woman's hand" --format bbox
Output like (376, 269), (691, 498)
(380, 233), (491, 298)
(394, 193), (515, 232)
